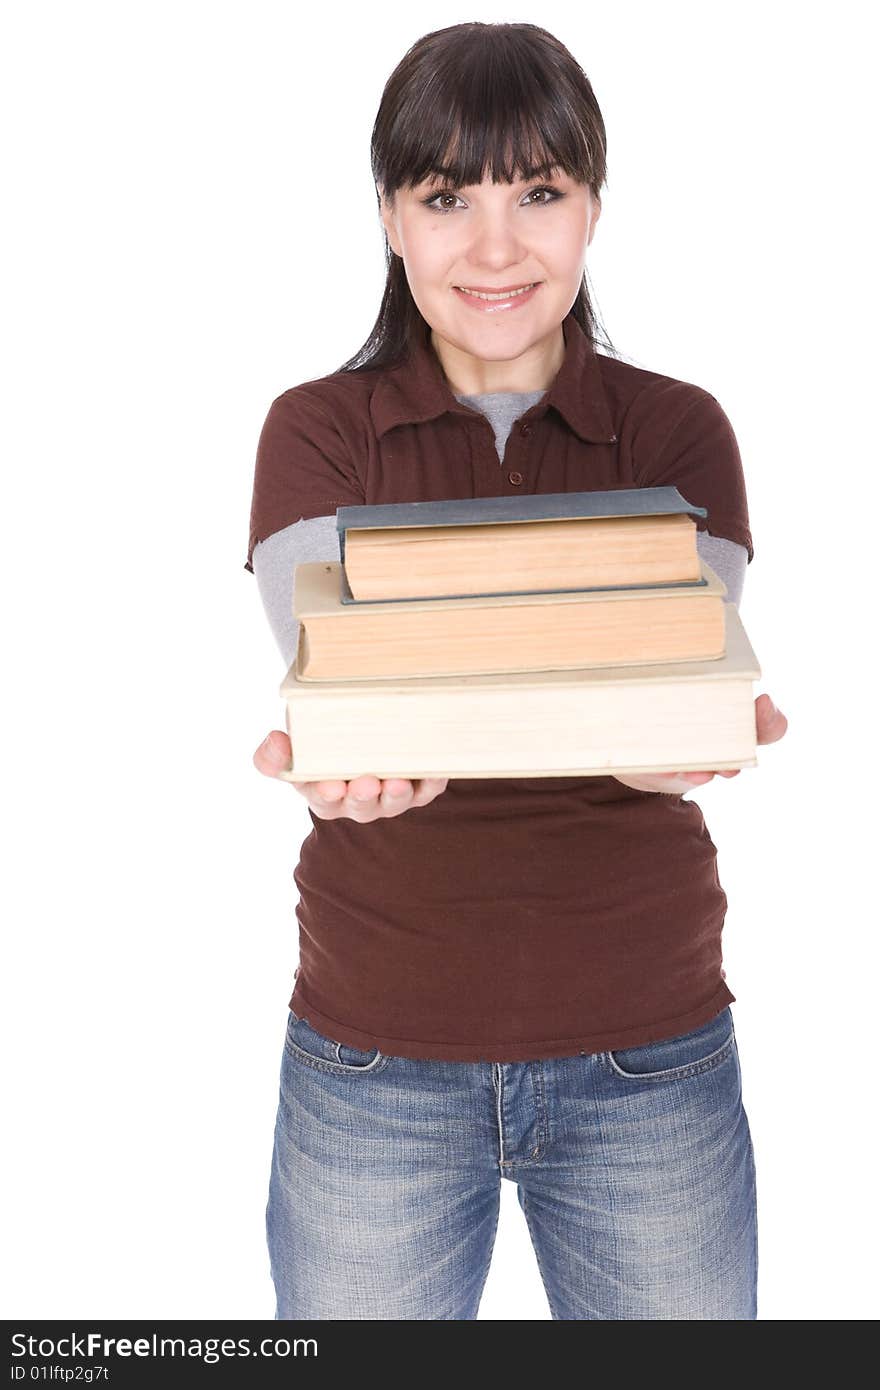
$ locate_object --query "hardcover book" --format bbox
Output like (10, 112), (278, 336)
(292, 557), (729, 681)
(336, 486), (710, 602)
(276, 603), (761, 783)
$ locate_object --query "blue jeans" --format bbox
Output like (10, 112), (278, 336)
(266, 1003), (757, 1319)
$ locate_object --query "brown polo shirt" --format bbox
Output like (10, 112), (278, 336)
(245, 312), (754, 1062)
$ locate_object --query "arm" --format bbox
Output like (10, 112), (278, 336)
(245, 397), (448, 819)
(252, 514), (340, 669)
(613, 382), (786, 792)
(613, 537), (787, 794)
(695, 530), (746, 607)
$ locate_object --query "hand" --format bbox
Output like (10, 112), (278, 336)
(252, 730), (449, 821)
(613, 692), (788, 795)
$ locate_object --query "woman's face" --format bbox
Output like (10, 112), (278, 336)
(379, 166), (600, 389)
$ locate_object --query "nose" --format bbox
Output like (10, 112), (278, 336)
(465, 210), (528, 271)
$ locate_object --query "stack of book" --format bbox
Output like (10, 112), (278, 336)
(276, 487), (761, 782)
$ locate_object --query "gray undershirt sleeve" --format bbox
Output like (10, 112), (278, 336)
(253, 516), (341, 670)
(251, 391), (747, 669)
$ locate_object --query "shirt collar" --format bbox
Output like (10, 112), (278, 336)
(370, 311), (617, 444)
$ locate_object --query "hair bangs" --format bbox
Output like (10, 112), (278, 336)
(383, 54), (597, 198)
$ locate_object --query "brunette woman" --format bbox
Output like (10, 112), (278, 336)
(247, 21), (787, 1320)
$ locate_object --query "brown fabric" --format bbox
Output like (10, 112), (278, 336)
(245, 313), (752, 1061)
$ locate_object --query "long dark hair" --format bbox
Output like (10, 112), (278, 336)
(336, 21), (619, 375)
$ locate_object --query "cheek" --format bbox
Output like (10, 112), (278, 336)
(404, 227), (449, 279)
(545, 207), (592, 262)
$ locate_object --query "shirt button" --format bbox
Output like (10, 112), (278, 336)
(508, 470), (524, 485)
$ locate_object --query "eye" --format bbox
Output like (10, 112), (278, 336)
(524, 187), (562, 208)
(421, 185), (564, 215)
(423, 190), (464, 214)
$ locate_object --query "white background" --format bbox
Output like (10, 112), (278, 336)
(3, 0), (876, 1320)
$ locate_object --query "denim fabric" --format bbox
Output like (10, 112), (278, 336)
(266, 1003), (757, 1319)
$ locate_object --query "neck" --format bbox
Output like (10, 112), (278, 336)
(429, 324), (565, 395)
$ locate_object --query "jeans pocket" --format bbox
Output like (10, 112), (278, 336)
(284, 1009), (390, 1076)
(603, 1006), (735, 1081)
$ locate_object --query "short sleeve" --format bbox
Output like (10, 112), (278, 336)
(244, 386), (365, 572)
(630, 383), (754, 563)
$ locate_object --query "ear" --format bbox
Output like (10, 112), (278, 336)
(379, 189), (402, 258)
(587, 194), (601, 247)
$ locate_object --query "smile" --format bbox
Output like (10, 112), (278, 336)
(451, 282), (543, 314)
(455, 283), (539, 301)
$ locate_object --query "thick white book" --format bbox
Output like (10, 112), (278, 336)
(275, 604), (761, 783)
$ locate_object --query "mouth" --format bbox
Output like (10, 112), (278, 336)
(453, 282), (541, 301)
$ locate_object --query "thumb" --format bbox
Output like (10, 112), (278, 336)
(756, 693), (788, 745)
(253, 730), (291, 776)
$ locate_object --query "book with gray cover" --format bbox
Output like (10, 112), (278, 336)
(335, 486), (709, 603)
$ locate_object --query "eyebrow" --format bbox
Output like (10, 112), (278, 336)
(422, 167), (564, 190)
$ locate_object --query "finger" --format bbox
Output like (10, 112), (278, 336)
(654, 770), (707, 783)
(341, 792), (382, 821)
(682, 769), (739, 780)
(340, 775), (386, 819)
(379, 779), (415, 813)
(382, 778), (413, 796)
(346, 775), (383, 802)
(253, 731), (292, 777)
(755, 693), (788, 745)
(410, 777), (449, 805)
(307, 780), (348, 808)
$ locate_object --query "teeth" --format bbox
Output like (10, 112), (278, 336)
(457, 283), (537, 301)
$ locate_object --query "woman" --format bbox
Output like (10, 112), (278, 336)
(246, 22), (787, 1320)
